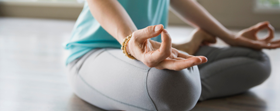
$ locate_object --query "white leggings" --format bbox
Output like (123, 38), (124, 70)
(67, 46), (271, 111)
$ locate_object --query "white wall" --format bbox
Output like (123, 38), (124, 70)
(169, 0), (280, 29)
(1, 0), (279, 30)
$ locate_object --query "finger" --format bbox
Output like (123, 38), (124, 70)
(250, 21), (269, 37)
(177, 52), (207, 64)
(271, 39), (280, 44)
(267, 40), (280, 49)
(133, 24), (163, 43)
(157, 56), (204, 71)
(165, 56), (185, 60)
(255, 21), (270, 30)
(252, 40), (279, 49)
(168, 48), (179, 59)
(254, 37), (280, 49)
(197, 56), (208, 63)
(174, 57), (185, 60)
(147, 29), (172, 66)
(262, 23), (275, 42)
(236, 37), (263, 50)
(157, 29), (172, 59)
(252, 21), (274, 42)
(270, 44), (280, 49)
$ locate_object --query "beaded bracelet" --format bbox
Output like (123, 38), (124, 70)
(121, 34), (136, 60)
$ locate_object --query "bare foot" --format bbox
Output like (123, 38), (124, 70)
(173, 29), (216, 55)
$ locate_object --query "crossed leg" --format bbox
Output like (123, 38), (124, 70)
(67, 48), (202, 111)
(195, 46), (271, 101)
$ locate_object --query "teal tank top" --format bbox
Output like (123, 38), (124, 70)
(65, 0), (170, 65)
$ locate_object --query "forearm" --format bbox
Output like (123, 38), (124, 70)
(87, 0), (137, 44)
(170, 0), (232, 41)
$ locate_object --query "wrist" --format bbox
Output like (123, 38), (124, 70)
(126, 40), (132, 54)
(117, 27), (137, 44)
(219, 31), (238, 45)
(121, 34), (136, 60)
(120, 33), (132, 54)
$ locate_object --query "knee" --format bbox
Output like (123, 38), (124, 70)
(146, 66), (201, 111)
(249, 51), (271, 85)
(235, 51), (271, 88)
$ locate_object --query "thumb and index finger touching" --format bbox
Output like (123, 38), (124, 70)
(242, 21), (279, 49)
(254, 21), (275, 42)
(257, 22), (280, 48)
(132, 24), (208, 70)
(133, 24), (164, 43)
(132, 24), (173, 66)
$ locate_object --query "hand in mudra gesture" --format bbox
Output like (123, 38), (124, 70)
(227, 21), (280, 50)
(126, 25), (207, 71)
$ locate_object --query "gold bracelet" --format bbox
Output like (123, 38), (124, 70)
(121, 34), (136, 60)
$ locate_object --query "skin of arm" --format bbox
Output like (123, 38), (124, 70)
(87, 0), (137, 44)
(169, 0), (280, 50)
(169, 0), (234, 45)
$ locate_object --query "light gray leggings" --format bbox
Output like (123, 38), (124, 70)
(67, 46), (271, 111)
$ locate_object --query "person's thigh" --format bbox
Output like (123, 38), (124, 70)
(195, 46), (271, 101)
(67, 48), (201, 111)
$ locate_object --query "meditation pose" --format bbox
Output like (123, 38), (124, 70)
(65, 0), (280, 110)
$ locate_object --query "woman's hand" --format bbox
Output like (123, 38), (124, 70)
(126, 25), (208, 71)
(225, 21), (280, 50)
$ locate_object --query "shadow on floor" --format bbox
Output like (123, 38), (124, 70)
(192, 91), (267, 111)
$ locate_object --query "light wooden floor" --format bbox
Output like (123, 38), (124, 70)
(0, 17), (279, 111)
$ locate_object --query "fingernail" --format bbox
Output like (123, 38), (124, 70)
(196, 57), (202, 63)
(163, 29), (169, 34)
(205, 57), (208, 62)
(163, 29), (170, 36)
(155, 25), (162, 32)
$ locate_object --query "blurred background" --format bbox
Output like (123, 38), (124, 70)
(0, 0), (279, 111)
(0, 0), (280, 29)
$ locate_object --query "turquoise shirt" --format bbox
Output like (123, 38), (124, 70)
(65, 0), (170, 65)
